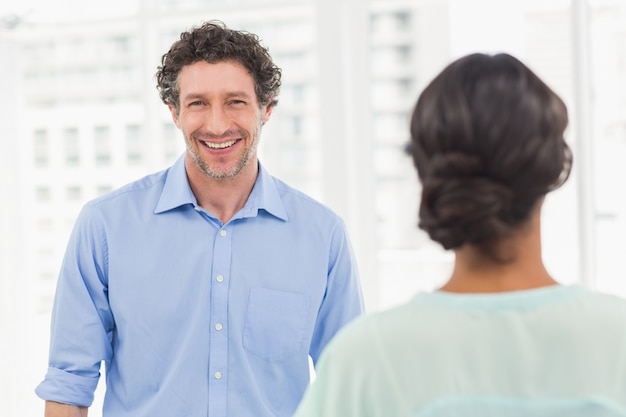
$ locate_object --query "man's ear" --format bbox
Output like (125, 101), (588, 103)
(261, 101), (274, 124)
(168, 103), (181, 128)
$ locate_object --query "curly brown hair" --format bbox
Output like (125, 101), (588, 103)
(155, 20), (282, 113)
(406, 53), (572, 262)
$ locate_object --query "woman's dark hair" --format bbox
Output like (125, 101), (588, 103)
(405, 53), (572, 261)
(155, 20), (282, 113)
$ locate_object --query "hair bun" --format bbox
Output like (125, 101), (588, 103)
(419, 156), (514, 249)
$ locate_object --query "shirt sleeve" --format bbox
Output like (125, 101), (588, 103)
(308, 218), (365, 364)
(35, 203), (114, 407)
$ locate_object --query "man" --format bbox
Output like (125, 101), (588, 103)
(36, 20), (365, 417)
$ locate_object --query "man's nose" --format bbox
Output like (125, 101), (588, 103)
(204, 105), (230, 135)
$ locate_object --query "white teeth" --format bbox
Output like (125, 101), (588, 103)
(204, 140), (236, 149)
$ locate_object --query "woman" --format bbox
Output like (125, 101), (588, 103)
(293, 53), (626, 416)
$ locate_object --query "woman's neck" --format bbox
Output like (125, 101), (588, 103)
(439, 207), (557, 294)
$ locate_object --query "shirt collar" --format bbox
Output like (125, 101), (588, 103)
(154, 154), (196, 214)
(240, 162), (289, 221)
(154, 154), (288, 221)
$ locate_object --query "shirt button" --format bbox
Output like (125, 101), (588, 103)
(219, 230), (227, 237)
(214, 371), (222, 379)
(216, 275), (224, 283)
(215, 323), (223, 331)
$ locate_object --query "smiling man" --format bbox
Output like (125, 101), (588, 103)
(174, 59), (272, 222)
(36, 21), (365, 417)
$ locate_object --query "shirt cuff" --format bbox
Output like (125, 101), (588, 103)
(35, 367), (100, 407)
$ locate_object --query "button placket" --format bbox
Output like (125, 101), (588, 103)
(208, 225), (231, 415)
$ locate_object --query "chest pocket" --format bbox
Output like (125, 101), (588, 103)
(413, 396), (626, 417)
(243, 287), (310, 362)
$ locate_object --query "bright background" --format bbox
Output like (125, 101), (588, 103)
(1, 0), (625, 416)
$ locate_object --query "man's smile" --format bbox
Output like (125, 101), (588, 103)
(201, 139), (239, 149)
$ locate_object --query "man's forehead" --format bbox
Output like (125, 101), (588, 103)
(178, 62), (255, 97)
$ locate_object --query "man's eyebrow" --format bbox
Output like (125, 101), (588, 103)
(224, 91), (253, 99)
(181, 91), (254, 101)
(181, 93), (205, 102)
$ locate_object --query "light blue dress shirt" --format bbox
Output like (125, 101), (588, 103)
(35, 155), (365, 417)
(294, 285), (626, 417)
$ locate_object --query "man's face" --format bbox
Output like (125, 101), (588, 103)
(169, 60), (272, 180)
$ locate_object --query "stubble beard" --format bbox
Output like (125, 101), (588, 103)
(187, 125), (261, 180)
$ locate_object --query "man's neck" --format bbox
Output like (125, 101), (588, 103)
(185, 157), (259, 224)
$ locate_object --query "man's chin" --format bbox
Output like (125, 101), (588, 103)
(202, 165), (244, 180)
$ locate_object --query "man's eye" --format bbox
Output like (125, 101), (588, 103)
(190, 101), (203, 106)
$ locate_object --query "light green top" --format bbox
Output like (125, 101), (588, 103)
(294, 285), (626, 417)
